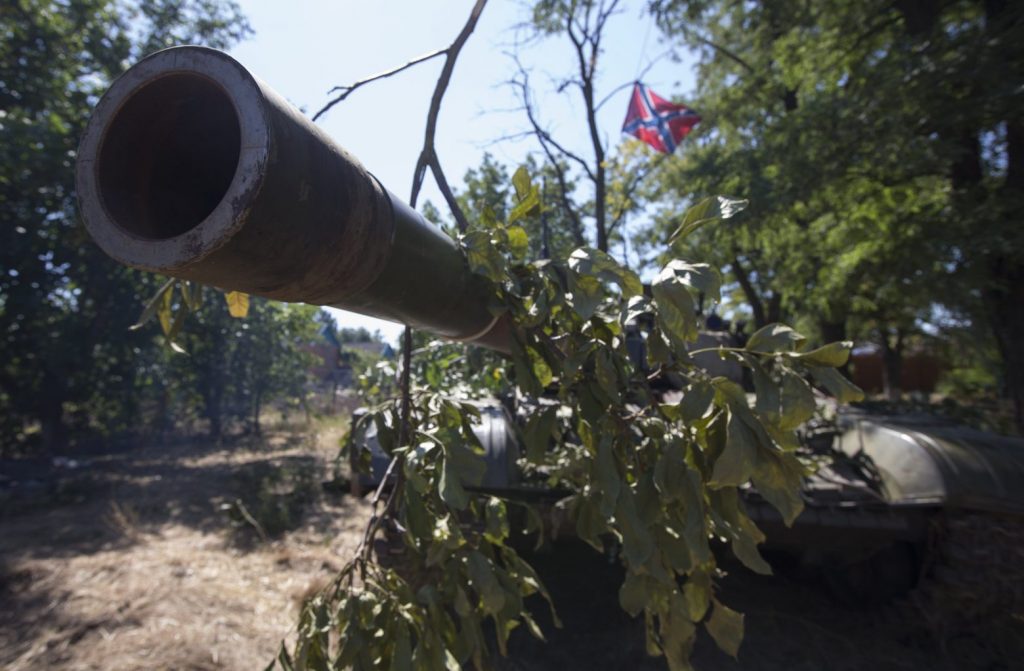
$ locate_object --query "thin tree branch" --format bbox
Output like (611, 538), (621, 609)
(428, 152), (470, 232)
(313, 48), (447, 122)
(409, 0), (487, 228)
(512, 58), (596, 181)
(688, 31), (756, 74)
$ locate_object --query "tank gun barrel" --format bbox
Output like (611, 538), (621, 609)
(76, 46), (508, 351)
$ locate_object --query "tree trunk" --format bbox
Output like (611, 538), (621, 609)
(880, 327), (905, 401)
(38, 371), (67, 455)
(984, 258), (1024, 434)
(732, 256), (768, 327)
(253, 389), (263, 435)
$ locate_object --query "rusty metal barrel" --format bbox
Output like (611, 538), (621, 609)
(76, 46), (508, 351)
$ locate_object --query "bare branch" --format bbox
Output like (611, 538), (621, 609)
(428, 152), (471, 232)
(409, 0), (488, 229)
(512, 59), (596, 181)
(313, 48), (447, 122)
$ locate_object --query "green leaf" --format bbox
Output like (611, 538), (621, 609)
(652, 267), (698, 347)
(616, 486), (655, 567)
(779, 372), (816, 431)
(668, 195), (748, 244)
(811, 367), (864, 403)
(795, 341), (853, 367)
(594, 437), (621, 519)
(509, 187), (541, 223)
(594, 349), (620, 403)
(706, 599), (744, 658)
(746, 324), (806, 353)
(618, 572), (649, 617)
(484, 497), (509, 545)
(662, 260), (722, 303)
(389, 620), (413, 671)
(709, 409), (758, 488)
(663, 591), (698, 670)
(522, 406), (557, 463)
(439, 458), (469, 510)
(403, 483), (432, 542)
(714, 488), (772, 575)
(750, 359), (780, 421)
(677, 381), (714, 422)
(467, 551), (506, 615)
(567, 272), (603, 320)
(569, 247), (643, 297)
(528, 346), (553, 388)
(512, 165), (532, 201)
(750, 449), (805, 526)
(682, 570), (711, 621)
(507, 225), (529, 259)
(464, 230), (505, 281)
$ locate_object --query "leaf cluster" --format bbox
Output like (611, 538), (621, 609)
(284, 168), (861, 669)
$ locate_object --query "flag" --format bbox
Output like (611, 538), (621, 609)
(621, 83), (700, 154)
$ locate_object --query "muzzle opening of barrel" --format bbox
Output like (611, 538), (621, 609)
(96, 73), (241, 241)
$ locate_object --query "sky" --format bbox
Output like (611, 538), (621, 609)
(229, 0), (697, 345)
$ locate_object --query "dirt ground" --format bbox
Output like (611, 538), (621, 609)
(1, 423), (370, 671)
(1, 422), (1018, 671)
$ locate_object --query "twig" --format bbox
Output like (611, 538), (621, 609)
(313, 49), (447, 122)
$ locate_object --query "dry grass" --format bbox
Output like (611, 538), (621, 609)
(0, 421), (370, 671)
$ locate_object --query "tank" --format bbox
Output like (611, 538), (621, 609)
(75, 46), (509, 351)
(78, 47), (1024, 609)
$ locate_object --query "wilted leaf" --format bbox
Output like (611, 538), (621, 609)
(225, 291), (249, 318)
(130, 277), (175, 331)
(158, 286), (174, 334)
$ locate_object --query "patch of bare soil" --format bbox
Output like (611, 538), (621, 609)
(0, 426), (370, 671)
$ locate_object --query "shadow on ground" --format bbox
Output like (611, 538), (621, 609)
(497, 540), (1015, 671)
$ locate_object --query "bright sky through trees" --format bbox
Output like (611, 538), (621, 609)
(230, 0), (697, 344)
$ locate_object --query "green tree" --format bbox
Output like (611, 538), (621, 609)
(0, 0), (251, 452)
(647, 0), (1024, 428)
